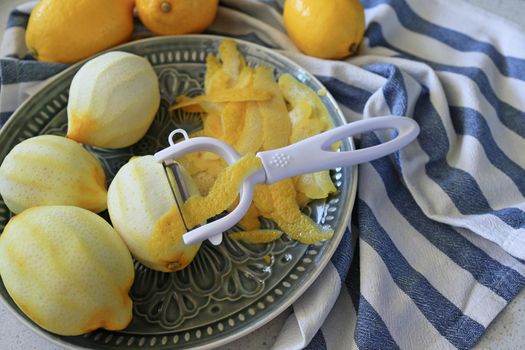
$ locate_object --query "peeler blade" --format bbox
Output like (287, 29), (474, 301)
(162, 161), (224, 246)
(162, 161), (191, 232)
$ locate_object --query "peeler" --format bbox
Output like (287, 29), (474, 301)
(154, 116), (420, 246)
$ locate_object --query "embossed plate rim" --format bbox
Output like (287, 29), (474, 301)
(0, 35), (358, 349)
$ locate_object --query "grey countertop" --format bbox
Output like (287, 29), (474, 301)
(0, 0), (524, 349)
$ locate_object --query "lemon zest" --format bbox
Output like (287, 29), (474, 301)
(229, 230), (283, 244)
(170, 88), (272, 111)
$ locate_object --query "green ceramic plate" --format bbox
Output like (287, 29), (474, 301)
(0, 35), (356, 349)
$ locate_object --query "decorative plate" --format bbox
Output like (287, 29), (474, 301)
(0, 35), (357, 349)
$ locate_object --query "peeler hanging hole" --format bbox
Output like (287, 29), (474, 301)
(168, 129), (190, 146)
(324, 127), (398, 152)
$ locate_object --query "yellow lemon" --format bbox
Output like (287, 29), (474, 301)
(0, 206), (134, 336)
(67, 52), (161, 149)
(0, 135), (107, 214)
(136, 0), (219, 35)
(108, 156), (201, 272)
(25, 0), (135, 64)
(283, 0), (365, 59)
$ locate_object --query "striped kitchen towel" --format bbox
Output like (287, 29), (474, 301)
(1, 0), (525, 349)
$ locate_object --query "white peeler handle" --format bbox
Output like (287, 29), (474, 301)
(257, 116), (420, 184)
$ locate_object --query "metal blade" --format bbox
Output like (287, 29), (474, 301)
(163, 161), (223, 246)
(163, 161), (190, 231)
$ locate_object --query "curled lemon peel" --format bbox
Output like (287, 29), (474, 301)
(220, 102), (245, 145)
(278, 73), (338, 202)
(238, 203), (261, 230)
(253, 66), (291, 151)
(295, 171), (337, 200)
(235, 102), (263, 155)
(254, 181), (334, 244)
(278, 73), (333, 129)
(182, 153), (262, 227)
(295, 190), (311, 208)
(170, 88), (271, 111)
(203, 113), (223, 139)
(268, 180), (302, 224)
(229, 230), (282, 244)
(176, 96), (206, 114)
(218, 38), (246, 82)
(205, 54), (224, 93)
(229, 198), (261, 230)
(275, 215), (333, 244)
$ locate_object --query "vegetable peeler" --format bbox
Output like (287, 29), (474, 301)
(154, 116), (420, 246)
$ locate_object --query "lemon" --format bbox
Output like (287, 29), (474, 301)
(283, 0), (365, 59)
(0, 135), (107, 214)
(67, 52), (161, 149)
(26, 0), (134, 64)
(136, 0), (219, 35)
(108, 156), (201, 272)
(0, 206), (134, 336)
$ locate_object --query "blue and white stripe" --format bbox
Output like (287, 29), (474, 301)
(1, 0), (524, 349)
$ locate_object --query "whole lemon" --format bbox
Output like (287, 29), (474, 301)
(136, 0), (219, 35)
(0, 206), (135, 336)
(25, 0), (135, 64)
(108, 156), (201, 272)
(0, 135), (107, 214)
(67, 51), (161, 149)
(283, 0), (365, 59)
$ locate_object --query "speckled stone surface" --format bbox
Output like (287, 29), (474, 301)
(0, 0), (524, 349)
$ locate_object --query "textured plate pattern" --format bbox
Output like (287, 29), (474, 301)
(0, 36), (355, 349)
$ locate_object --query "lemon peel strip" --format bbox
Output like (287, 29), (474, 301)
(253, 66), (291, 150)
(170, 89), (272, 111)
(229, 230), (283, 244)
(253, 181), (334, 244)
(182, 153), (262, 227)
